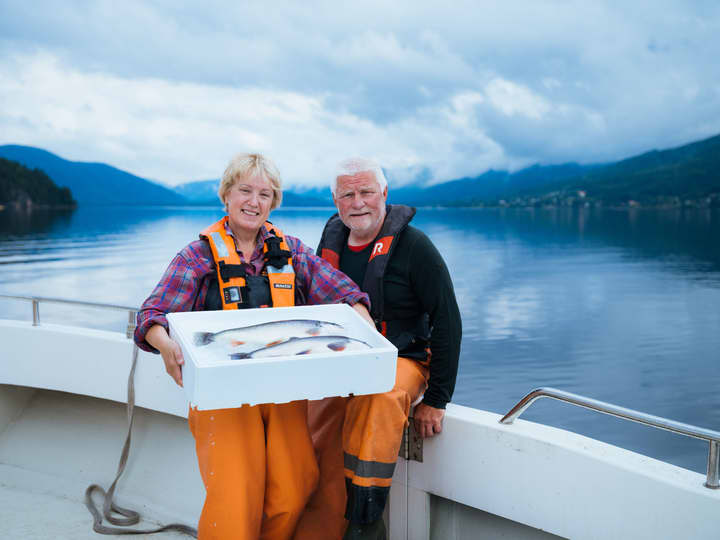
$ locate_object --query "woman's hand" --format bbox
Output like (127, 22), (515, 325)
(146, 324), (185, 387)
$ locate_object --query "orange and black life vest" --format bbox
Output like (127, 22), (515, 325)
(200, 217), (295, 310)
(317, 204), (416, 331)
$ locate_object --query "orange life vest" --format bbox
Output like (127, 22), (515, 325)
(200, 217), (295, 309)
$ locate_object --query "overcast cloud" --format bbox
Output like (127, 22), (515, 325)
(1, 1), (719, 186)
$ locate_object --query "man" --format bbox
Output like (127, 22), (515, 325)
(298, 158), (462, 540)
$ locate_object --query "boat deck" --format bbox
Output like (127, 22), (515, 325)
(0, 386), (201, 538)
(0, 482), (190, 540)
(3, 315), (720, 539)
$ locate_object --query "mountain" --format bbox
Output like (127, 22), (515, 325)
(174, 179), (333, 207)
(281, 191), (333, 207)
(0, 145), (186, 206)
(173, 179), (220, 202)
(0, 157), (76, 207)
(572, 134), (720, 201)
(390, 134), (720, 207)
(281, 164), (591, 207)
(4, 131), (718, 209)
(288, 186), (333, 203)
(500, 133), (720, 207)
(386, 163), (593, 206)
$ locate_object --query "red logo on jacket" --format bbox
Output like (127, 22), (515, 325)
(369, 236), (393, 261)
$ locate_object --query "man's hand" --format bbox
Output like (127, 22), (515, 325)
(352, 302), (375, 328)
(413, 402), (445, 439)
(146, 324), (185, 387)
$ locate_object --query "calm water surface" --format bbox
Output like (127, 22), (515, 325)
(1, 205), (719, 474)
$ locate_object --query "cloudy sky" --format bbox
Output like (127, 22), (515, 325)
(1, 1), (719, 187)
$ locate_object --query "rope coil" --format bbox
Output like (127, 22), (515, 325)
(84, 345), (198, 537)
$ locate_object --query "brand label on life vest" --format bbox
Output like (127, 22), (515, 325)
(369, 236), (393, 261)
(273, 283), (293, 289)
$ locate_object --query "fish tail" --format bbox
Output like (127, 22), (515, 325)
(193, 332), (214, 346)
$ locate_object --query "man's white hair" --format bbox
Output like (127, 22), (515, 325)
(332, 157), (388, 194)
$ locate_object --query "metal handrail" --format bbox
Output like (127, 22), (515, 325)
(500, 387), (720, 489)
(0, 294), (138, 338)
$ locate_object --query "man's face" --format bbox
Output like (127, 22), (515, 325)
(333, 171), (388, 240)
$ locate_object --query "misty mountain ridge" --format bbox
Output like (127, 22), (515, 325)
(502, 133), (720, 207)
(173, 178), (331, 207)
(2, 132), (719, 208)
(0, 145), (185, 206)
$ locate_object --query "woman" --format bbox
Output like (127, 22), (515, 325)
(134, 153), (371, 540)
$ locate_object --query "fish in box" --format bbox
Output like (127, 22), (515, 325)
(229, 335), (371, 360)
(193, 319), (344, 348)
(167, 304), (397, 410)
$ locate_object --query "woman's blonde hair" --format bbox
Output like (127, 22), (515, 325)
(218, 153), (283, 210)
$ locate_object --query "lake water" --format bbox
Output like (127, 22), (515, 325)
(1, 205), (719, 474)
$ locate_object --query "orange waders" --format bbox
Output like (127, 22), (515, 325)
(189, 402), (318, 540)
(297, 205), (430, 537)
(190, 218), (318, 540)
(294, 357), (428, 539)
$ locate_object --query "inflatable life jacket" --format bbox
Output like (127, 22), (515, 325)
(200, 217), (295, 310)
(317, 204), (429, 358)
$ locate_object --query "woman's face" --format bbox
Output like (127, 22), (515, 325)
(225, 174), (274, 236)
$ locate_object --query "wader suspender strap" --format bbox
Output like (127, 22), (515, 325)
(84, 345), (198, 537)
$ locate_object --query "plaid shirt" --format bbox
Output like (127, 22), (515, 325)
(134, 222), (370, 352)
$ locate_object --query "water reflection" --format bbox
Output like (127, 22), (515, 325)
(1, 205), (719, 474)
(0, 207), (76, 236)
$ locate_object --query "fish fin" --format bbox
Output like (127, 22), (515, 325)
(327, 342), (347, 351)
(306, 329), (320, 336)
(231, 340), (245, 346)
(193, 332), (214, 346)
(265, 339), (284, 347)
(229, 352), (251, 360)
(295, 349), (312, 355)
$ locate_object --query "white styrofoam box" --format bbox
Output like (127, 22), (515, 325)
(167, 304), (397, 410)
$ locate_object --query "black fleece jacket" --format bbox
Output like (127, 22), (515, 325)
(339, 225), (461, 409)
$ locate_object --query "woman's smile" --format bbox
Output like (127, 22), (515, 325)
(224, 173), (274, 237)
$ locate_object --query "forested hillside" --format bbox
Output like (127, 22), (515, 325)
(0, 158), (75, 207)
(0, 146), (186, 206)
(498, 134), (720, 207)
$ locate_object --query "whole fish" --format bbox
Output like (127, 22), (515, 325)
(193, 319), (344, 347)
(229, 335), (371, 360)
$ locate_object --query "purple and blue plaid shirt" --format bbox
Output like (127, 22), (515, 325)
(134, 222), (370, 353)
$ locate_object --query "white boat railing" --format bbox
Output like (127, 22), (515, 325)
(0, 294), (138, 338)
(500, 387), (720, 489)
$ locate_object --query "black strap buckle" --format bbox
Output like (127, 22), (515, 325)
(218, 260), (247, 282)
(264, 235), (292, 268)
